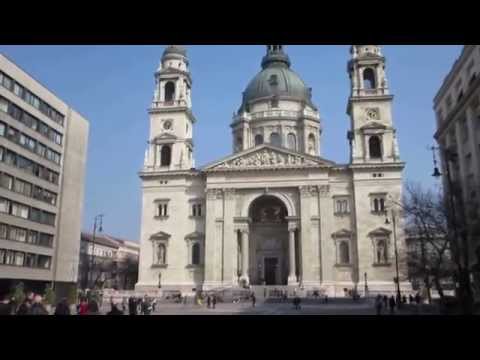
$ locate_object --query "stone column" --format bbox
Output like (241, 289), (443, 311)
(240, 230), (250, 285)
(299, 186), (315, 286)
(288, 227), (297, 284)
(223, 188), (236, 285)
(204, 189), (222, 288)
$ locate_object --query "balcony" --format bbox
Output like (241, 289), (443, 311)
(233, 108), (319, 123)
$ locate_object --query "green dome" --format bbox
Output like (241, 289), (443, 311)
(239, 46), (315, 112)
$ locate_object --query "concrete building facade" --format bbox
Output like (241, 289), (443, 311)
(137, 45), (410, 297)
(433, 45), (480, 262)
(0, 54), (89, 297)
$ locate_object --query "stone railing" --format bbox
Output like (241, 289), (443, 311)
(151, 100), (188, 108)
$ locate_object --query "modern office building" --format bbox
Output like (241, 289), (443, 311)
(433, 45), (480, 262)
(0, 53), (89, 298)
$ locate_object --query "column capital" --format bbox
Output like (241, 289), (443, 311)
(300, 185), (318, 198)
(223, 188), (236, 200)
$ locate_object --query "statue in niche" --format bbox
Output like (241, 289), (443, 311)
(376, 240), (387, 263)
(156, 243), (166, 265)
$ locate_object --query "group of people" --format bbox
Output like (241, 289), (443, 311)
(127, 295), (157, 315)
(0, 292), (72, 315)
(374, 293), (422, 315)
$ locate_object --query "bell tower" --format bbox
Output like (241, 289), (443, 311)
(144, 45), (196, 171)
(347, 45), (400, 164)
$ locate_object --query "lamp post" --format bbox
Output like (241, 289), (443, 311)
(430, 145), (473, 314)
(364, 272), (368, 297)
(385, 209), (402, 305)
(89, 214), (104, 290)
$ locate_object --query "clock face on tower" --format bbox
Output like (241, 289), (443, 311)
(366, 108), (379, 120)
(163, 120), (172, 130)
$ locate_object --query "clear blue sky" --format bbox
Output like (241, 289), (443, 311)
(0, 45), (463, 241)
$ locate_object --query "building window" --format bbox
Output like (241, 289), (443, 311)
(374, 238), (389, 264)
(339, 241), (350, 265)
(287, 133), (297, 151)
(160, 145), (171, 166)
(270, 132), (281, 147)
(37, 255), (51, 269)
(363, 68), (376, 89)
(192, 203), (202, 217)
(192, 242), (201, 265)
(371, 194), (386, 213)
(255, 134), (264, 146)
(0, 173), (13, 190)
(308, 133), (316, 155)
(165, 82), (175, 102)
(334, 198), (350, 215)
(0, 223), (7, 239)
(369, 136), (382, 159)
(155, 201), (169, 218)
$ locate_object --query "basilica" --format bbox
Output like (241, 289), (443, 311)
(136, 45), (410, 296)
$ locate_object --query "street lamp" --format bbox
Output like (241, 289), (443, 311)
(89, 214), (104, 290)
(364, 272), (368, 297)
(385, 210), (402, 305)
(430, 145), (473, 314)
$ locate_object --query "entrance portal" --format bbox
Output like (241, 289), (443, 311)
(248, 195), (289, 285)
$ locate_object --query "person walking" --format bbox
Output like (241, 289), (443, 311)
(251, 293), (256, 308)
(30, 295), (49, 315)
(78, 298), (89, 315)
(383, 295), (388, 308)
(54, 298), (71, 315)
(375, 295), (383, 315)
(409, 294), (414, 304)
(16, 297), (32, 315)
(128, 297), (136, 315)
(0, 295), (12, 315)
(402, 295), (407, 304)
(87, 299), (100, 315)
(107, 301), (123, 315)
(207, 295), (211, 309)
(389, 296), (396, 315)
(212, 295), (217, 309)
(415, 293), (421, 305)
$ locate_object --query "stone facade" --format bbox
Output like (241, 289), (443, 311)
(137, 45), (410, 297)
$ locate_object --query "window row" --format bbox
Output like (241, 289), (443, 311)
(153, 241), (202, 267)
(335, 238), (390, 266)
(0, 71), (65, 126)
(0, 222), (53, 247)
(0, 121), (61, 165)
(0, 171), (57, 206)
(0, 248), (52, 269)
(0, 146), (60, 185)
(0, 197), (56, 226)
(0, 95), (63, 145)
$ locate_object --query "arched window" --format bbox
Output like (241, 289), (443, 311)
(339, 242), (350, 264)
(192, 243), (200, 265)
(308, 133), (316, 155)
(161, 145), (171, 166)
(270, 132), (281, 147)
(363, 68), (376, 89)
(369, 136), (382, 159)
(255, 134), (264, 146)
(165, 82), (175, 102)
(287, 133), (297, 151)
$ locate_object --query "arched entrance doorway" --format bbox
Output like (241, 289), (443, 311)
(248, 195), (289, 285)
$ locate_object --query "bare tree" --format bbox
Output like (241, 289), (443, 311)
(403, 182), (455, 302)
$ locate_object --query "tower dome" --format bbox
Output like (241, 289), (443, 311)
(239, 45), (316, 113)
(162, 45), (187, 59)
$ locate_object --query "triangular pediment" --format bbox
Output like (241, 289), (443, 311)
(152, 133), (178, 142)
(332, 229), (353, 238)
(185, 231), (205, 240)
(368, 227), (392, 237)
(203, 144), (335, 172)
(150, 231), (171, 240)
(360, 121), (387, 130)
